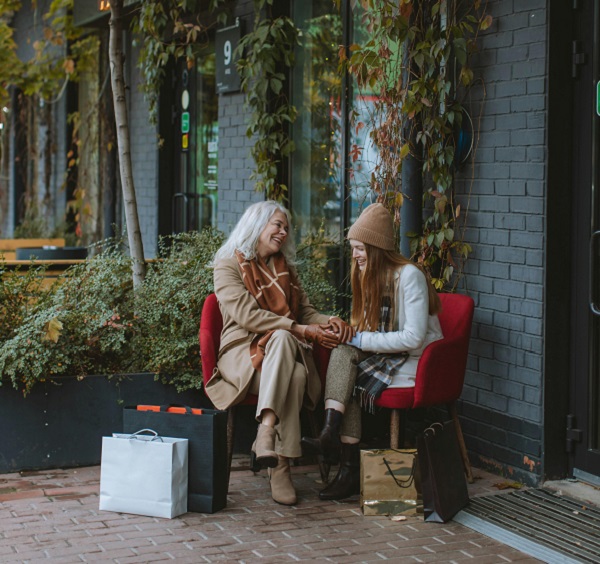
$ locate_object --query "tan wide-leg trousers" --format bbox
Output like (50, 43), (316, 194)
(323, 344), (371, 440)
(249, 330), (312, 458)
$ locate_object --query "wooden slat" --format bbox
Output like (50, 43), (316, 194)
(0, 238), (66, 251)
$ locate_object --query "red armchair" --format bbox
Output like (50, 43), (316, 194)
(374, 292), (475, 482)
(199, 293), (331, 485)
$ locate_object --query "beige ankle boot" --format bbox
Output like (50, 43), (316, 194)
(252, 424), (278, 468)
(268, 456), (297, 506)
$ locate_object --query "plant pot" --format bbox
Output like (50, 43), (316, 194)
(0, 373), (210, 474)
(15, 246), (88, 261)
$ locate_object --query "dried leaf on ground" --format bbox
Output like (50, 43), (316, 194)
(493, 481), (523, 490)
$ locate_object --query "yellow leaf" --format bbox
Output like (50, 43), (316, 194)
(400, 143), (410, 159)
(63, 58), (75, 74)
(42, 318), (63, 343)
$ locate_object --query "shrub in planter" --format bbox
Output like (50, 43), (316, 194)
(0, 228), (345, 396)
(0, 241), (137, 394)
(134, 229), (225, 391)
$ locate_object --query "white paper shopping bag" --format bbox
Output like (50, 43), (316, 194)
(99, 429), (188, 518)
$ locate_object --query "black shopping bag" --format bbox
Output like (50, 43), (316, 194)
(123, 405), (227, 514)
(416, 420), (469, 522)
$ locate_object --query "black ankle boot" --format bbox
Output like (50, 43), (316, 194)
(318, 442), (360, 501)
(301, 408), (343, 464)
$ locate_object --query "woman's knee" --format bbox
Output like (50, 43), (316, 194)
(268, 329), (298, 350)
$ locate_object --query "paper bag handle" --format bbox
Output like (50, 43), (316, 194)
(128, 429), (163, 442)
(383, 452), (417, 489)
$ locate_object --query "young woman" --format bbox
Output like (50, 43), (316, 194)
(205, 201), (353, 505)
(302, 203), (443, 501)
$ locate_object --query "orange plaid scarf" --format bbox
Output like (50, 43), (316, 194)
(236, 251), (300, 370)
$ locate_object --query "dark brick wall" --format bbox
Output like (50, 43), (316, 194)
(216, 0), (264, 234)
(454, 0), (548, 485)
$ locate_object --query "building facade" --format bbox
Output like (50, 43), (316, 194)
(3, 0), (600, 487)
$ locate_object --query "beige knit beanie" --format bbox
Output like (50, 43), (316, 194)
(347, 203), (396, 250)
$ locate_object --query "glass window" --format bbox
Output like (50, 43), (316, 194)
(191, 50), (218, 230)
(291, 3), (343, 241)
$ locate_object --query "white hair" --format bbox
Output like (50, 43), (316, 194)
(212, 200), (297, 265)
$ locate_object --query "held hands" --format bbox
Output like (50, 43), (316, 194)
(328, 316), (356, 343)
(304, 324), (339, 349)
(291, 323), (339, 349)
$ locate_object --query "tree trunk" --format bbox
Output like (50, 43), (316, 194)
(108, 0), (146, 287)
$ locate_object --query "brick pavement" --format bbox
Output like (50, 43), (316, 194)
(0, 459), (541, 563)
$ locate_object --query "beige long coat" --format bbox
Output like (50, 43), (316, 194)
(204, 256), (331, 410)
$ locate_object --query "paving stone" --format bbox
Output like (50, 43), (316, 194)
(0, 460), (544, 563)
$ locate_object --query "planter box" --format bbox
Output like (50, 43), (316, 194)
(0, 373), (211, 474)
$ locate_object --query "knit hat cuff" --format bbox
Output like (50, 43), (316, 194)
(347, 224), (395, 251)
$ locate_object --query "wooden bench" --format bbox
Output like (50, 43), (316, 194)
(0, 238), (66, 261)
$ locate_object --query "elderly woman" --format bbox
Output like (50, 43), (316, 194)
(205, 201), (353, 505)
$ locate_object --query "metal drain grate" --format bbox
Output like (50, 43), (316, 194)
(454, 489), (600, 563)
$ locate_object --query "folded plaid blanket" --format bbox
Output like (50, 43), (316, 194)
(354, 352), (409, 413)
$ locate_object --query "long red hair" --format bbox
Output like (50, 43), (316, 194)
(350, 244), (441, 332)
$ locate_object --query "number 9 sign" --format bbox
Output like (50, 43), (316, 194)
(223, 40), (232, 66)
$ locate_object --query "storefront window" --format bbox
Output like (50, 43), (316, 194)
(190, 51), (218, 229)
(291, 3), (343, 241)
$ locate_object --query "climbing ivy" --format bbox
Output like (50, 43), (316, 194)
(132, 0), (228, 123)
(342, 0), (492, 290)
(236, 0), (301, 200)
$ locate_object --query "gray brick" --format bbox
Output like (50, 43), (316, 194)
(478, 131), (511, 148)
(513, 0), (545, 11)
(479, 324), (511, 345)
(499, 11), (530, 31)
(526, 249), (544, 266)
(495, 179), (526, 196)
(494, 312), (524, 331)
(526, 146), (545, 162)
(526, 284), (543, 301)
(526, 216), (544, 231)
(514, 25), (546, 46)
(495, 246), (526, 264)
(494, 113), (527, 131)
(483, 97), (511, 115)
(494, 279), (525, 298)
(510, 231), (544, 248)
(496, 147), (526, 162)
(480, 229), (510, 246)
(526, 180), (545, 197)
(470, 339), (495, 359)
(493, 379), (523, 400)
(512, 128), (545, 146)
(495, 345), (525, 366)
(528, 41), (547, 60)
(479, 31), (514, 50)
(479, 293), (510, 312)
(511, 95), (545, 113)
(510, 299), (543, 318)
(510, 162), (545, 180)
(495, 79), (526, 98)
(473, 244), (494, 261)
(527, 112), (546, 129)
(527, 77), (546, 94)
(525, 317), (543, 336)
(511, 366), (542, 387)
(479, 261), (510, 279)
(496, 46), (528, 66)
(465, 370), (493, 391)
(495, 213), (526, 230)
(507, 398), (541, 423)
(511, 265), (544, 284)
(524, 352), (543, 371)
(479, 196), (509, 212)
(478, 389), (509, 411)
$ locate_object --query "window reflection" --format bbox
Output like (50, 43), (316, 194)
(291, 4), (343, 241)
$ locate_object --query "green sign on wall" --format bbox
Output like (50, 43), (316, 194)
(597, 81), (600, 117)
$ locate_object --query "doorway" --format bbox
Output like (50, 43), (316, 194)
(569, 0), (600, 484)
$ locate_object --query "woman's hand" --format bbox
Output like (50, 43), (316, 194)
(328, 317), (356, 343)
(291, 323), (339, 349)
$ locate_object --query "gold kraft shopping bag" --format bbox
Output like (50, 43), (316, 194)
(360, 448), (422, 516)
